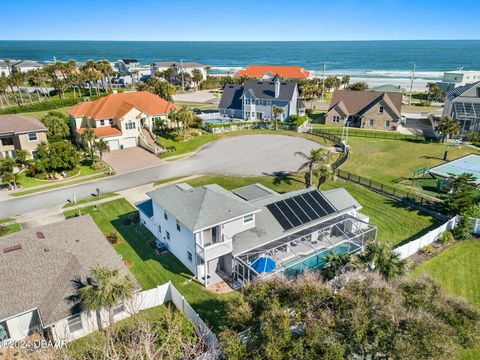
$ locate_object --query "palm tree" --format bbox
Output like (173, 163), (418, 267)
(75, 267), (135, 328)
(81, 127), (96, 161)
(341, 75), (351, 89)
(321, 252), (351, 280)
(295, 148), (332, 188)
(316, 164), (333, 189)
(95, 138), (110, 162)
(271, 105), (283, 130)
(360, 242), (407, 281)
(436, 116), (461, 142)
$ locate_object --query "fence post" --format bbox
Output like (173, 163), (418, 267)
(369, 179), (372, 187)
(392, 188), (396, 196)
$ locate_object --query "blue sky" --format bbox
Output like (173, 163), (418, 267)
(1, 0), (479, 41)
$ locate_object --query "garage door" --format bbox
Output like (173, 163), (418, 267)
(123, 137), (137, 148)
(107, 140), (119, 151)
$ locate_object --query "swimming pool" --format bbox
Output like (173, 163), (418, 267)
(204, 118), (240, 125)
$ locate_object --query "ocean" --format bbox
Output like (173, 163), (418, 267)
(1, 40), (479, 88)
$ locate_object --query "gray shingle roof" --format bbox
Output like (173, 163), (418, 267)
(232, 184), (277, 202)
(328, 90), (402, 118)
(232, 186), (361, 255)
(219, 84), (244, 110)
(13, 60), (43, 68)
(445, 81), (480, 101)
(0, 216), (138, 326)
(241, 79), (296, 101)
(0, 114), (47, 135)
(146, 184), (258, 232)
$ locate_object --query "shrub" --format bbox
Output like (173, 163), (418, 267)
(0, 225), (9, 236)
(439, 231), (454, 244)
(129, 213), (140, 224)
(453, 217), (472, 240)
(420, 244), (435, 255)
(105, 231), (119, 244)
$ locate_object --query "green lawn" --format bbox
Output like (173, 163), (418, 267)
(18, 106), (71, 120)
(12, 173), (108, 197)
(186, 174), (440, 247)
(64, 199), (237, 331)
(413, 241), (480, 308)
(62, 192), (118, 208)
(16, 162), (104, 189)
(0, 223), (22, 236)
(340, 137), (480, 197)
(412, 241), (480, 360)
(0, 218), (15, 224)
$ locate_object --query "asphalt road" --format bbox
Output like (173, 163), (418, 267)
(2, 135), (319, 217)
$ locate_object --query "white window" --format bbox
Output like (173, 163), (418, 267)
(166, 231), (170, 240)
(100, 120), (105, 126)
(67, 314), (83, 333)
(187, 251), (192, 262)
(332, 116), (341, 123)
(109, 119), (114, 125)
(379, 106), (384, 114)
(27, 132), (38, 141)
(126, 120), (136, 130)
(0, 137), (13, 146)
(384, 120), (391, 128)
(257, 112), (263, 120)
(243, 214), (254, 224)
(368, 119), (375, 127)
(245, 111), (250, 118)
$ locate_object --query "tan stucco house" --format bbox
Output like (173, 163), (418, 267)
(325, 90), (403, 131)
(68, 91), (178, 152)
(0, 114), (47, 159)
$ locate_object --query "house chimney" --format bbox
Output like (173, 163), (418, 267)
(274, 74), (281, 98)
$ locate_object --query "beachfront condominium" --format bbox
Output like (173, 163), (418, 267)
(137, 182), (376, 287)
(235, 65), (313, 80)
(219, 75), (305, 121)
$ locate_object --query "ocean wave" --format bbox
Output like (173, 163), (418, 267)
(310, 69), (443, 80)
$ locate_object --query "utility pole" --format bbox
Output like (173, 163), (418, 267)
(321, 63), (326, 102)
(181, 59), (185, 92)
(408, 63), (416, 106)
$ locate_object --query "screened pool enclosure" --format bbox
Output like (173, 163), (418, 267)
(233, 214), (377, 283)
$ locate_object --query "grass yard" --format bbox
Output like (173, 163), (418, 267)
(63, 199), (238, 331)
(18, 106), (71, 120)
(16, 162), (105, 189)
(412, 241), (480, 360)
(0, 222), (22, 236)
(413, 240), (480, 308)
(186, 174), (440, 247)
(62, 192), (118, 208)
(340, 137), (480, 197)
(12, 173), (108, 197)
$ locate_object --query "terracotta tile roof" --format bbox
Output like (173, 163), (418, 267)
(76, 126), (122, 138)
(328, 90), (402, 118)
(0, 114), (47, 134)
(68, 91), (178, 120)
(235, 65), (311, 79)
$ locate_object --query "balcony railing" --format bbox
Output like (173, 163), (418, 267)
(200, 235), (233, 262)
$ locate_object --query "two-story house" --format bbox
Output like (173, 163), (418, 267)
(0, 115), (47, 159)
(68, 91), (177, 152)
(219, 75), (304, 121)
(325, 90), (403, 131)
(138, 182), (376, 287)
(443, 81), (480, 133)
(113, 59), (151, 85)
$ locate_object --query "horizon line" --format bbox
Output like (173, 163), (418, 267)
(0, 39), (479, 42)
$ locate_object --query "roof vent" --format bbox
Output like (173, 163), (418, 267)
(3, 244), (22, 254)
(43, 248), (50, 252)
(36, 231), (45, 239)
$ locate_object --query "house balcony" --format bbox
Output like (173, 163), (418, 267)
(199, 235), (233, 262)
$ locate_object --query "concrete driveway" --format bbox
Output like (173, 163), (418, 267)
(103, 147), (164, 174)
(0, 135), (320, 217)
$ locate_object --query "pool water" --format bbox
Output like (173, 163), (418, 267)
(204, 118), (235, 124)
(282, 243), (360, 280)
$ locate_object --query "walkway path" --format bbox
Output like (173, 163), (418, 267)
(0, 135), (319, 217)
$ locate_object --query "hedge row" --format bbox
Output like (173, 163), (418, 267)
(0, 94), (107, 115)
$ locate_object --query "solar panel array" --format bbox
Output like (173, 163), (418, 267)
(266, 190), (336, 231)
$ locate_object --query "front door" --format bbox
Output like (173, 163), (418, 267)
(140, 118), (145, 127)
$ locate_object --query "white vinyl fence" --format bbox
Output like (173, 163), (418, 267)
(394, 216), (459, 259)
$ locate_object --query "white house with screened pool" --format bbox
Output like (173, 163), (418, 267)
(137, 183), (377, 287)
